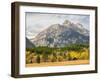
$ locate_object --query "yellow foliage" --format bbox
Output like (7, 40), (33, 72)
(69, 51), (80, 59)
(26, 48), (89, 64)
(66, 49), (89, 60)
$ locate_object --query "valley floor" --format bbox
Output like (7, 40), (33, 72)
(26, 60), (89, 67)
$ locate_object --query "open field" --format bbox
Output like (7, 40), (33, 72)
(26, 60), (89, 67)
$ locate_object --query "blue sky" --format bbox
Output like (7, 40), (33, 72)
(26, 12), (90, 39)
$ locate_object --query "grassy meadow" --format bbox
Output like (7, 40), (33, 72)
(26, 44), (89, 67)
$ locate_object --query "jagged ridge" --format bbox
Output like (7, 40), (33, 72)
(31, 20), (89, 47)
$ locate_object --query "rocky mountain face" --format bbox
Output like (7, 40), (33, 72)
(31, 20), (89, 47)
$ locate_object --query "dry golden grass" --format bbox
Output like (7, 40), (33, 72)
(26, 60), (89, 67)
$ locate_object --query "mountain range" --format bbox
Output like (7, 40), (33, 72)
(26, 20), (89, 48)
